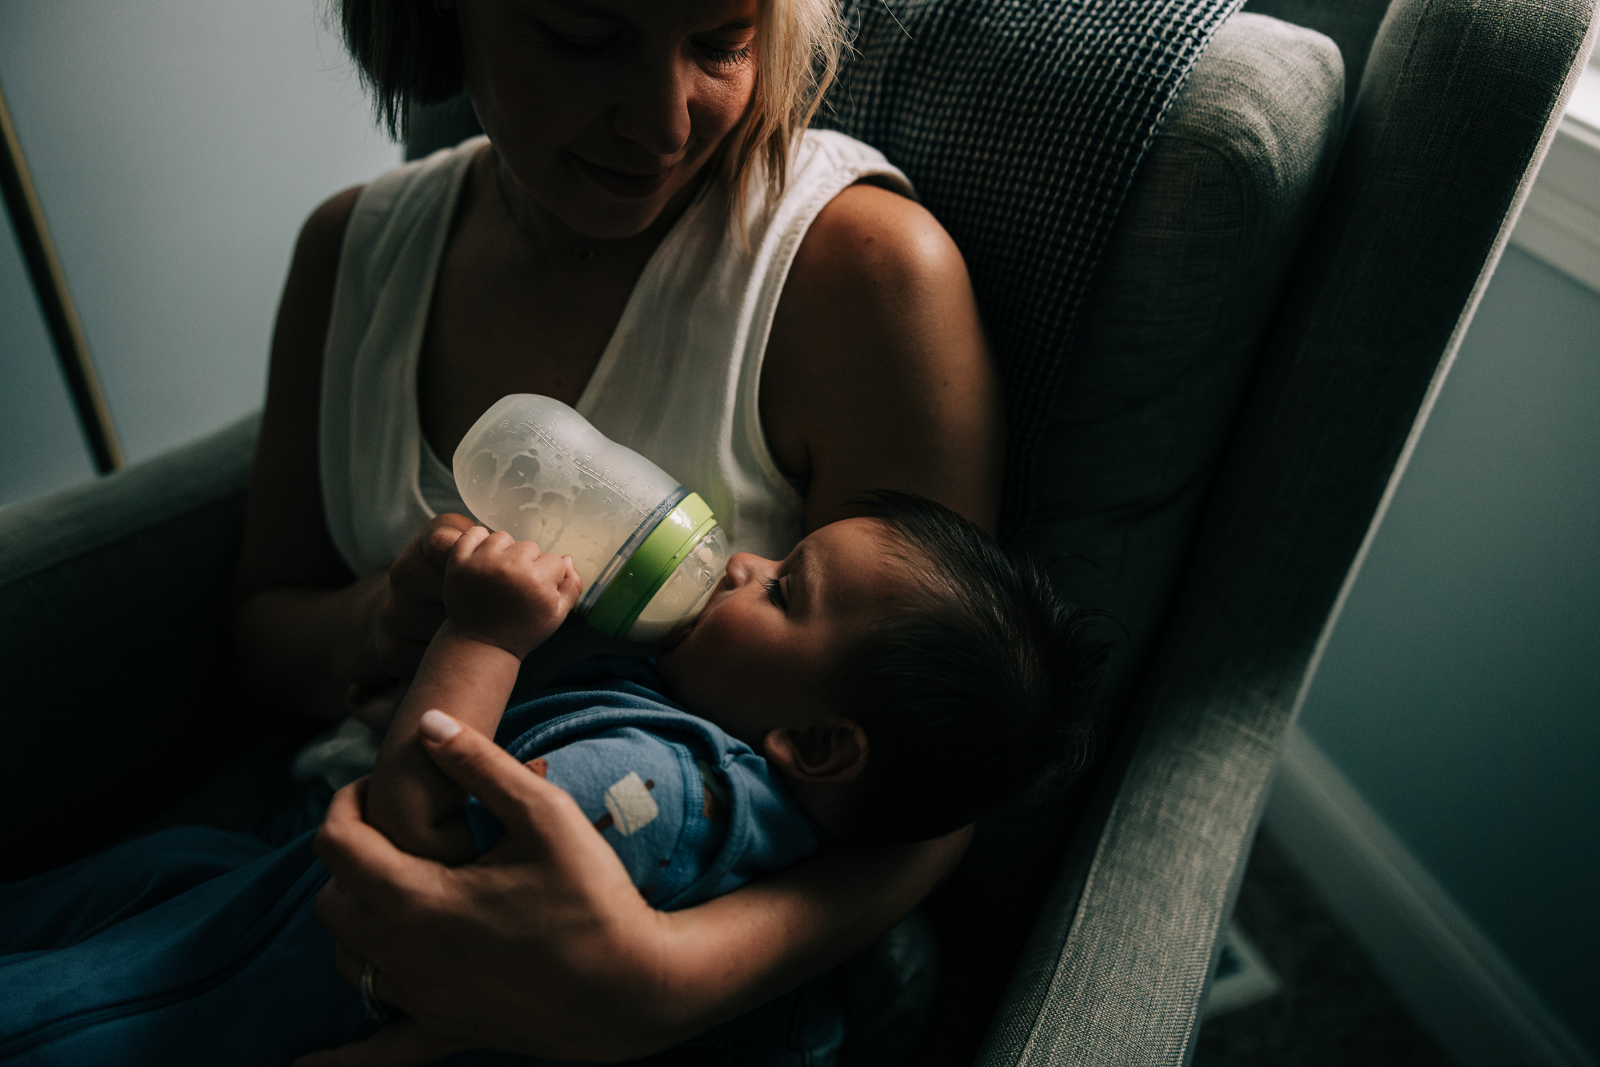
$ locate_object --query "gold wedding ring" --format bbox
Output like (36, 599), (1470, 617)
(360, 961), (390, 1022)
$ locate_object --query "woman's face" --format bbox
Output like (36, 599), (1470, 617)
(456, 0), (760, 241)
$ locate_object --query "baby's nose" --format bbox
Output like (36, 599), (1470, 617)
(724, 552), (762, 585)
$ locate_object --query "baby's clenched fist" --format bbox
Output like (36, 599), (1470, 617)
(441, 526), (582, 658)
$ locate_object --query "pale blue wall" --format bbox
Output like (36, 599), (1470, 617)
(0, 0), (398, 507)
(1299, 246), (1600, 1054)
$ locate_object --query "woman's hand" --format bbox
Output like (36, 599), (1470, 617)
(342, 514), (478, 731)
(373, 513), (478, 680)
(306, 713), (967, 1065)
(304, 715), (676, 1066)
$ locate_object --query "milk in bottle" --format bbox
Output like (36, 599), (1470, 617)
(452, 394), (731, 642)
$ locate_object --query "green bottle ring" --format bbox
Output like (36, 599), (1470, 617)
(588, 493), (719, 638)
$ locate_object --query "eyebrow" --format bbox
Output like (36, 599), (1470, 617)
(787, 543), (812, 615)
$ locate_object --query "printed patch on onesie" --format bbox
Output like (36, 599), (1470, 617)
(601, 772), (660, 836)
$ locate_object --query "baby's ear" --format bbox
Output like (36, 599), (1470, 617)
(763, 719), (868, 784)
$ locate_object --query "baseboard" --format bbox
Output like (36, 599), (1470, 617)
(1262, 726), (1594, 1067)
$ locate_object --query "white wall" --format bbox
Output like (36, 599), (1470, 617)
(0, 0), (398, 506)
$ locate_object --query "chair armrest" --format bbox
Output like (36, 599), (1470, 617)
(0, 414), (259, 879)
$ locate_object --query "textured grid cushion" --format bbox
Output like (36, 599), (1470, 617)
(1025, 12), (1344, 693)
(816, 0), (1249, 534)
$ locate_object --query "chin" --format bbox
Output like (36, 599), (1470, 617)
(658, 617), (696, 655)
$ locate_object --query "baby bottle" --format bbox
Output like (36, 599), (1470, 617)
(452, 394), (730, 643)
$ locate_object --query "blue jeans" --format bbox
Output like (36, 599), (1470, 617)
(0, 828), (843, 1067)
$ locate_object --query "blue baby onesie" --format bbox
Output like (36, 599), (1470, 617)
(468, 655), (822, 910)
(0, 657), (825, 1067)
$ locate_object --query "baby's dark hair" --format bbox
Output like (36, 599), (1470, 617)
(832, 492), (1110, 843)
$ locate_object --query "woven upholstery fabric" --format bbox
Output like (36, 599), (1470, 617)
(1242, 0), (1391, 108)
(1024, 12), (1343, 697)
(815, 0), (1247, 533)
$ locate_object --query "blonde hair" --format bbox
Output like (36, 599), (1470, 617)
(340, 0), (846, 214)
(723, 0), (847, 216)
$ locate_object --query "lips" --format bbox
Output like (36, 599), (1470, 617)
(572, 155), (673, 200)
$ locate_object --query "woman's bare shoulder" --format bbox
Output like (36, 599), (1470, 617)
(298, 185), (365, 275)
(269, 185), (364, 388)
(765, 182), (1002, 531)
(787, 182), (966, 297)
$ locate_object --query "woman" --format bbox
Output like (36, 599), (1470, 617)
(235, 0), (1002, 1060)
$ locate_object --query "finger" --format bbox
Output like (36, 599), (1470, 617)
(290, 1017), (463, 1067)
(416, 713), (586, 845)
(315, 867), (443, 991)
(377, 603), (440, 647)
(347, 682), (407, 732)
(329, 938), (429, 1028)
(315, 876), (384, 974)
(560, 554), (583, 604)
(314, 781), (443, 912)
(388, 545), (447, 599)
(527, 552), (582, 616)
(421, 513), (476, 567)
(447, 525), (490, 570)
(512, 538), (544, 567)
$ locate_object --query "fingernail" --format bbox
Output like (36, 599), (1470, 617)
(419, 709), (462, 743)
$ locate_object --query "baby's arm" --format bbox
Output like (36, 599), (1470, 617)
(364, 527), (582, 864)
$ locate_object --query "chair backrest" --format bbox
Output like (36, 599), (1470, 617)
(903, 11), (1347, 1060)
(1244, 0), (1392, 110)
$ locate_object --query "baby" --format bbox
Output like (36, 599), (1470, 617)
(367, 490), (1107, 872)
(0, 492), (1107, 1066)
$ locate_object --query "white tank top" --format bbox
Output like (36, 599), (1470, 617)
(319, 129), (914, 578)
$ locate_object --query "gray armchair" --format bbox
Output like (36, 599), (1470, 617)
(1, 1), (1593, 1065)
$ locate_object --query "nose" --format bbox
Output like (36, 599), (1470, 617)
(612, 53), (692, 158)
(723, 552), (762, 586)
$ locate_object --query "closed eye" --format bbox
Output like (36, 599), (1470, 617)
(763, 577), (787, 611)
(696, 41), (752, 69)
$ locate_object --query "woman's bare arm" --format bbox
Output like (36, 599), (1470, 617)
(232, 186), (367, 720)
(763, 182), (1004, 534)
(649, 829), (970, 1033)
(231, 185), (412, 722)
